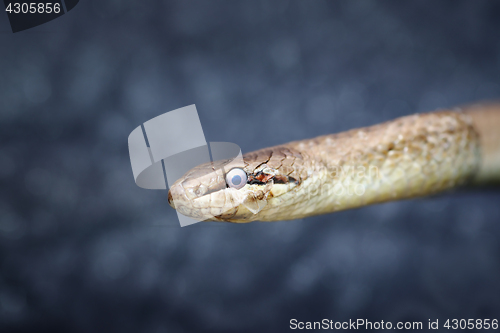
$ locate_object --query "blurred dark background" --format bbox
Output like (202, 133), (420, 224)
(1, 1), (500, 332)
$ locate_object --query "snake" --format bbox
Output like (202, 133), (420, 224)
(167, 103), (500, 223)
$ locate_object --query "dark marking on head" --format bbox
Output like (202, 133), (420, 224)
(247, 171), (298, 185)
(247, 171), (269, 185)
(284, 176), (299, 185)
(255, 172), (273, 183)
(272, 175), (289, 184)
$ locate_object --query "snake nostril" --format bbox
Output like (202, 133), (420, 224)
(195, 187), (203, 196)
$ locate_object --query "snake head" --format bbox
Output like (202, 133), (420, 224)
(167, 157), (299, 222)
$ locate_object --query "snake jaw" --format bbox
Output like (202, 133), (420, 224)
(240, 180), (273, 214)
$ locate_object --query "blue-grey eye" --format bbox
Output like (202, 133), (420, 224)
(226, 168), (247, 189)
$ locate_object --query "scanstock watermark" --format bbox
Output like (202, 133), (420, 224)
(3, 0), (79, 33)
(290, 318), (423, 330)
(303, 164), (381, 200)
(290, 318), (499, 330)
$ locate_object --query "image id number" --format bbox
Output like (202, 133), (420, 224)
(6, 2), (61, 14)
(444, 319), (498, 330)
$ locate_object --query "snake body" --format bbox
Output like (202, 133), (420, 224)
(168, 103), (500, 223)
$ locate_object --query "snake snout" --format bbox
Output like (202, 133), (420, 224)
(167, 190), (175, 209)
(167, 182), (190, 210)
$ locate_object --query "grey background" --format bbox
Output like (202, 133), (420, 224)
(1, 1), (500, 332)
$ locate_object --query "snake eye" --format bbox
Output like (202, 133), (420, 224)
(225, 168), (247, 189)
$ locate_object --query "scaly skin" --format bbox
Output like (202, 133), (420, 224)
(168, 105), (500, 223)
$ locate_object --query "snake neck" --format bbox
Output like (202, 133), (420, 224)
(255, 111), (482, 221)
(463, 103), (500, 184)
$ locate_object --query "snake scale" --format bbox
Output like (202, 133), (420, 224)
(168, 103), (500, 223)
